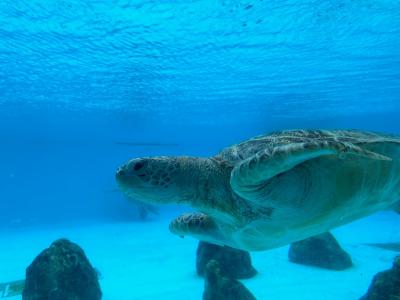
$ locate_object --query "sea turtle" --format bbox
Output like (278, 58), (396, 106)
(115, 129), (400, 251)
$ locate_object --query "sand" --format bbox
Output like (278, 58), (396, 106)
(0, 211), (399, 300)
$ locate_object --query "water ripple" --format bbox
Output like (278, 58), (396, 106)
(0, 0), (399, 124)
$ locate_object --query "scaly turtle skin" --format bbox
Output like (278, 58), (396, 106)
(115, 130), (400, 251)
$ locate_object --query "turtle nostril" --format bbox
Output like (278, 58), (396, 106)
(134, 162), (144, 171)
(116, 168), (125, 178)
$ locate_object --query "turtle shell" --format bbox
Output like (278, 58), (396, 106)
(214, 129), (400, 166)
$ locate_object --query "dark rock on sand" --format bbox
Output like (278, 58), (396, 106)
(288, 232), (353, 270)
(197, 241), (257, 279)
(23, 238), (102, 300)
(360, 256), (400, 300)
(203, 260), (256, 300)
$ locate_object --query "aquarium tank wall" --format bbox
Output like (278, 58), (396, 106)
(0, 0), (399, 299)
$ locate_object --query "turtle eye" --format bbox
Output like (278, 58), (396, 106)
(133, 162), (145, 171)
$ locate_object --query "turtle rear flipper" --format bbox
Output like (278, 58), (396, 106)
(230, 140), (391, 203)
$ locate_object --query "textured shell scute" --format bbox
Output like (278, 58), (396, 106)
(215, 129), (400, 165)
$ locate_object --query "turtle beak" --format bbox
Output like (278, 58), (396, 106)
(115, 166), (126, 181)
(115, 158), (179, 205)
(115, 163), (131, 186)
(115, 162), (142, 194)
(115, 159), (147, 186)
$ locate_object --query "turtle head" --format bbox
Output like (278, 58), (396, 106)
(116, 156), (212, 205)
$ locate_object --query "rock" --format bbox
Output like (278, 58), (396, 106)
(196, 241), (257, 279)
(203, 260), (257, 300)
(23, 238), (102, 300)
(360, 256), (400, 300)
(288, 232), (353, 270)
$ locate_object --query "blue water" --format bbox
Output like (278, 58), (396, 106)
(0, 0), (400, 224)
(0, 1), (400, 298)
(1, 0), (400, 226)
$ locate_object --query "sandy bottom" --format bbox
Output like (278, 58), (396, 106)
(0, 211), (399, 300)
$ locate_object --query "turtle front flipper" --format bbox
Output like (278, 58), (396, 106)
(169, 212), (228, 246)
(230, 140), (391, 202)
